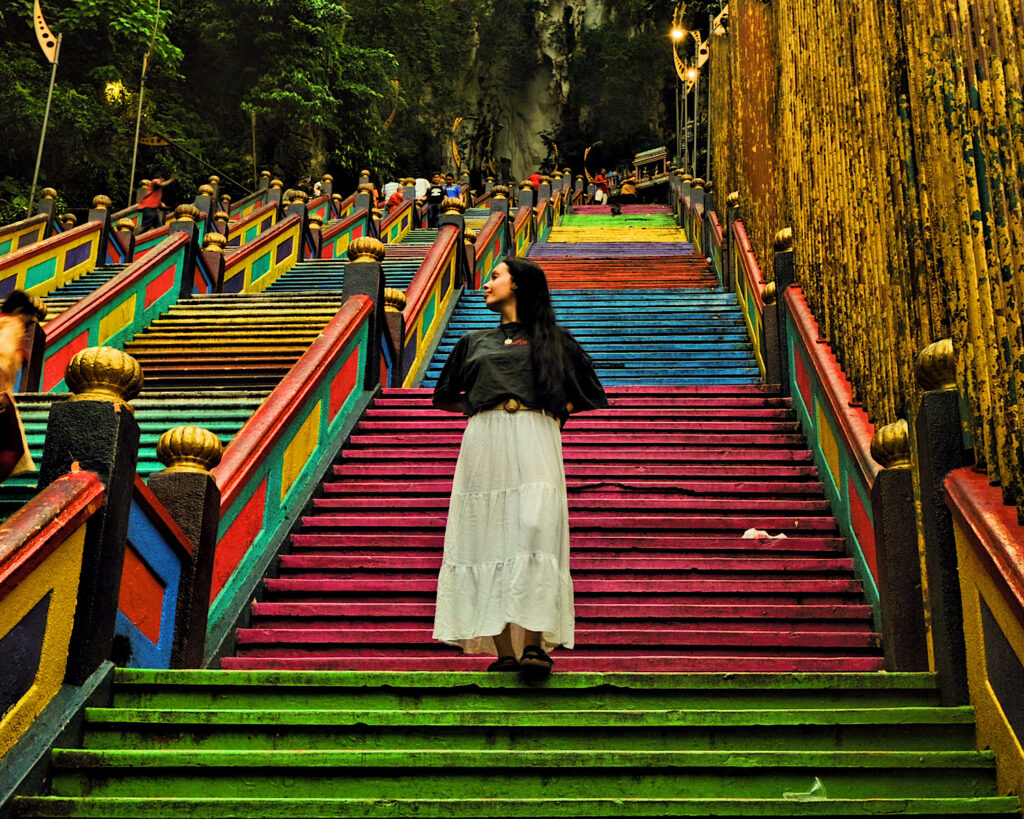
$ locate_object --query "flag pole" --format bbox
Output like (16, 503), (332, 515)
(128, 0), (161, 208)
(27, 33), (61, 217)
(127, 51), (149, 208)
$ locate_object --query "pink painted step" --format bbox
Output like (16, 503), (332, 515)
(224, 385), (883, 673)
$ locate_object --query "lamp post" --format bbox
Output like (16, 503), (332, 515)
(671, 26), (686, 164)
(686, 66), (699, 176)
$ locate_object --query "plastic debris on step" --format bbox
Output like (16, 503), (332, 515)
(783, 777), (827, 801)
(742, 528), (788, 539)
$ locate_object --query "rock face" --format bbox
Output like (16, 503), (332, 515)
(461, 0), (609, 180)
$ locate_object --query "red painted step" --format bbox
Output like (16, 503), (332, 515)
(224, 387), (883, 673)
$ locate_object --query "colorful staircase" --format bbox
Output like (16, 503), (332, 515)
(40, 264), (128, 323)
(12, 207), (1019, 817)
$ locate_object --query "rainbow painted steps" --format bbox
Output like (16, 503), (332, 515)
(40, 264), (128, 323)
(422, 290), (759, 386)
(222, 386), (880, 673)
(402, 228), (439, 246)
(15, 670), (1018, 817)
(559, 213), (680, 228)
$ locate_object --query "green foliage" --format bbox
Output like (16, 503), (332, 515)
(0, 0), (687, 214)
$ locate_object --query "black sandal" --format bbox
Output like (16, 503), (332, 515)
(518, 645), (554, 680)
(487, 656), (519, 672)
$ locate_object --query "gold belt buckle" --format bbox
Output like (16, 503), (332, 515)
(503, 398), (521, 413)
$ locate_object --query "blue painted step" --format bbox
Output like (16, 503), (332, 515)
(421, 289), (763, 387)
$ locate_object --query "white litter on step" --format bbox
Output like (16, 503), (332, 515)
(741, 528), (788, 540)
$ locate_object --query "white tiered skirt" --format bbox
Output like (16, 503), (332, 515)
(432, 408), (574, 656)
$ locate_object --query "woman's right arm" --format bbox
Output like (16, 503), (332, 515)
(432, 398), (463, 413)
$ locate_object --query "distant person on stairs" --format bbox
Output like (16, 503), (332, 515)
(138, 173), (175, 233)
(0, 291), (47, 480)
(431, 257), (608, 680)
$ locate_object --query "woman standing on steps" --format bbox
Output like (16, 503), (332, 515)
(431, 257), (607, 679)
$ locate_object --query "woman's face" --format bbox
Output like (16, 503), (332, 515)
(484, 263), (516, 313)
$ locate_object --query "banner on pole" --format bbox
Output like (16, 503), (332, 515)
(33, 0), (59, 64)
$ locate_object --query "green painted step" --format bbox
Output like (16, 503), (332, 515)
(15, 670), (1017, 817)
(1, 392), (267, 522)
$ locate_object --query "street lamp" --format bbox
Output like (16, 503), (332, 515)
(686, 67), (699, 175)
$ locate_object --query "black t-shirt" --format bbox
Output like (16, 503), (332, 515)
(432, 323), (608, 420)
(426, 185), (446, 204)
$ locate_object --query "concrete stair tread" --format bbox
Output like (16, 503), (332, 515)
(15, 796), (1021, 817)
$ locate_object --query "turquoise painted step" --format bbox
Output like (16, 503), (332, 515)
(14, 670), (1018, 818)
(0, 392), (266, 522)
(41, 264), (127, 322)
(265, 258), (422, 294)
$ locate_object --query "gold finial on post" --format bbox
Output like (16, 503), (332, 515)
(156, 426), (224, 474)
(726, 191), (740, 208)
(347, 236), (386, 263)
(870, 419), (912, 469)
(692, 178), (705, 189)
(65, 347), (144, 411)
(491, 185), (510, 199)
(269, 179), (284, 190)
(208, 175), (220, 186)
(442, 197), (465, 215)
(174, 204), (202, 222)
(464, 228), (478, 244)
(92, 194), (112, 210)
(41, 187), (57, 200)
(61, 213), (77, 227)
(203, 233), (228, 253)
(773, 227), (794, 252)
(308, 214), (324, 231)
(115, 217), (135, 231)
(212, 210), (231, 223)
(198, 184), (216, 197)
(384, 287), (407, 313)
(915, 338), (957, 392)
(762, 281), (777, 304)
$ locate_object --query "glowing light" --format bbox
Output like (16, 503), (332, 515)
(671, 27), (686, 41)
(686, 68), (698, 81)
(104, 80), (129, 104)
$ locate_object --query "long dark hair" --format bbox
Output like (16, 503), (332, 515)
(503, 256), (567, 409)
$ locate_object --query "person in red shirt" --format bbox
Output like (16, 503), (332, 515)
(138, 174), (175, 232)
(384, 187), (405, 216)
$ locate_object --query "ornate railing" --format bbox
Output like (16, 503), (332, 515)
(400, 225), (460, 385)
(207, 295), (375, 658)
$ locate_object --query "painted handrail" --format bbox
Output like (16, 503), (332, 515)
(0, 214), (50, 259)
(320, 209), (373, 260)
(512, 205), (533, 257)
(401, 225), (460, 385)
(207, 295), (374, 658)
(0, 221), (104, 299)
(37, 233), (191, 391)
(307, 194), (331, 223)
(944, 467), (1024, 797)
(227, 203), (278, 248)
(709, 210), (724, 284)
(380, 200), (414, 244)
(475, 210), (507, 286)
(0, 470), (104, 755)
(132, 225), (170, 260)
(115, 476), (194, 669)
(332, 192), (357, 220)
(229, 188), (270, 221)
(220, 214), (302, 293)
(731, 220), (769, 378)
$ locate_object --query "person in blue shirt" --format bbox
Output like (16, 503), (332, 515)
(444, 174), (462, 199)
